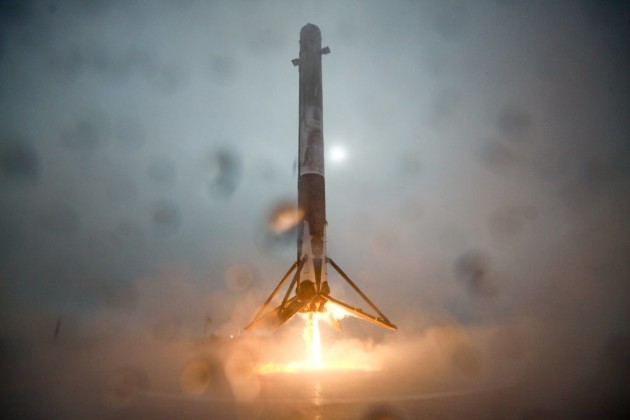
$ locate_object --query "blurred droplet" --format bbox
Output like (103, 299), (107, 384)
(257, 199), (302, 253)
(204, 148), (242, 197)
(453, 250), (498, 298)
(268, 201), (303, 234)
(151, 199), (181, 233)
(225, 264), (255, 292)
(39, 205), (80, 234)
(180, 359), (214, 396)
(0, 138), (41, 184)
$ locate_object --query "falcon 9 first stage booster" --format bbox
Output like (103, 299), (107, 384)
(246, 24), (396, 332)
(295, 23), (329, 309)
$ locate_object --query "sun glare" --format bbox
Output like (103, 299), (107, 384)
(329, 145), (347, 163)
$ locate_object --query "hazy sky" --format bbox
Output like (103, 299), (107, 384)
(1, 0), (629, 416)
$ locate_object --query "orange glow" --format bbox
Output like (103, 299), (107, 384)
(268, 203), (304, 234)
(305, 313), (322, 368)
(255, 307), (379, 375)
(325, 301), (351, 321)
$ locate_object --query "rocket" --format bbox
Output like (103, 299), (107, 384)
(245, 24), (396, 332)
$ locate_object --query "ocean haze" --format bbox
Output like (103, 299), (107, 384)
(1, 1), (629, 418)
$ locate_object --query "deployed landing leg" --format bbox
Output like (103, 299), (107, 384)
(244, 259), (305, 331)
(325, 258), (397, 331)
(244, 257), (397, 332)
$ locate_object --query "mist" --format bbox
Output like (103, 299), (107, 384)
(1, 0), (629, 418)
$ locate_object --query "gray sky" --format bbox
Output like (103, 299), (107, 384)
(1, 0), (629, 416)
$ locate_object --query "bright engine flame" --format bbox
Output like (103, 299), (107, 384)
(255, 305), (380, 375)
(304, 313), (322, 368)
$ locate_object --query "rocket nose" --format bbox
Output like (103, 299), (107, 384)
(300, 23), (321, 41)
